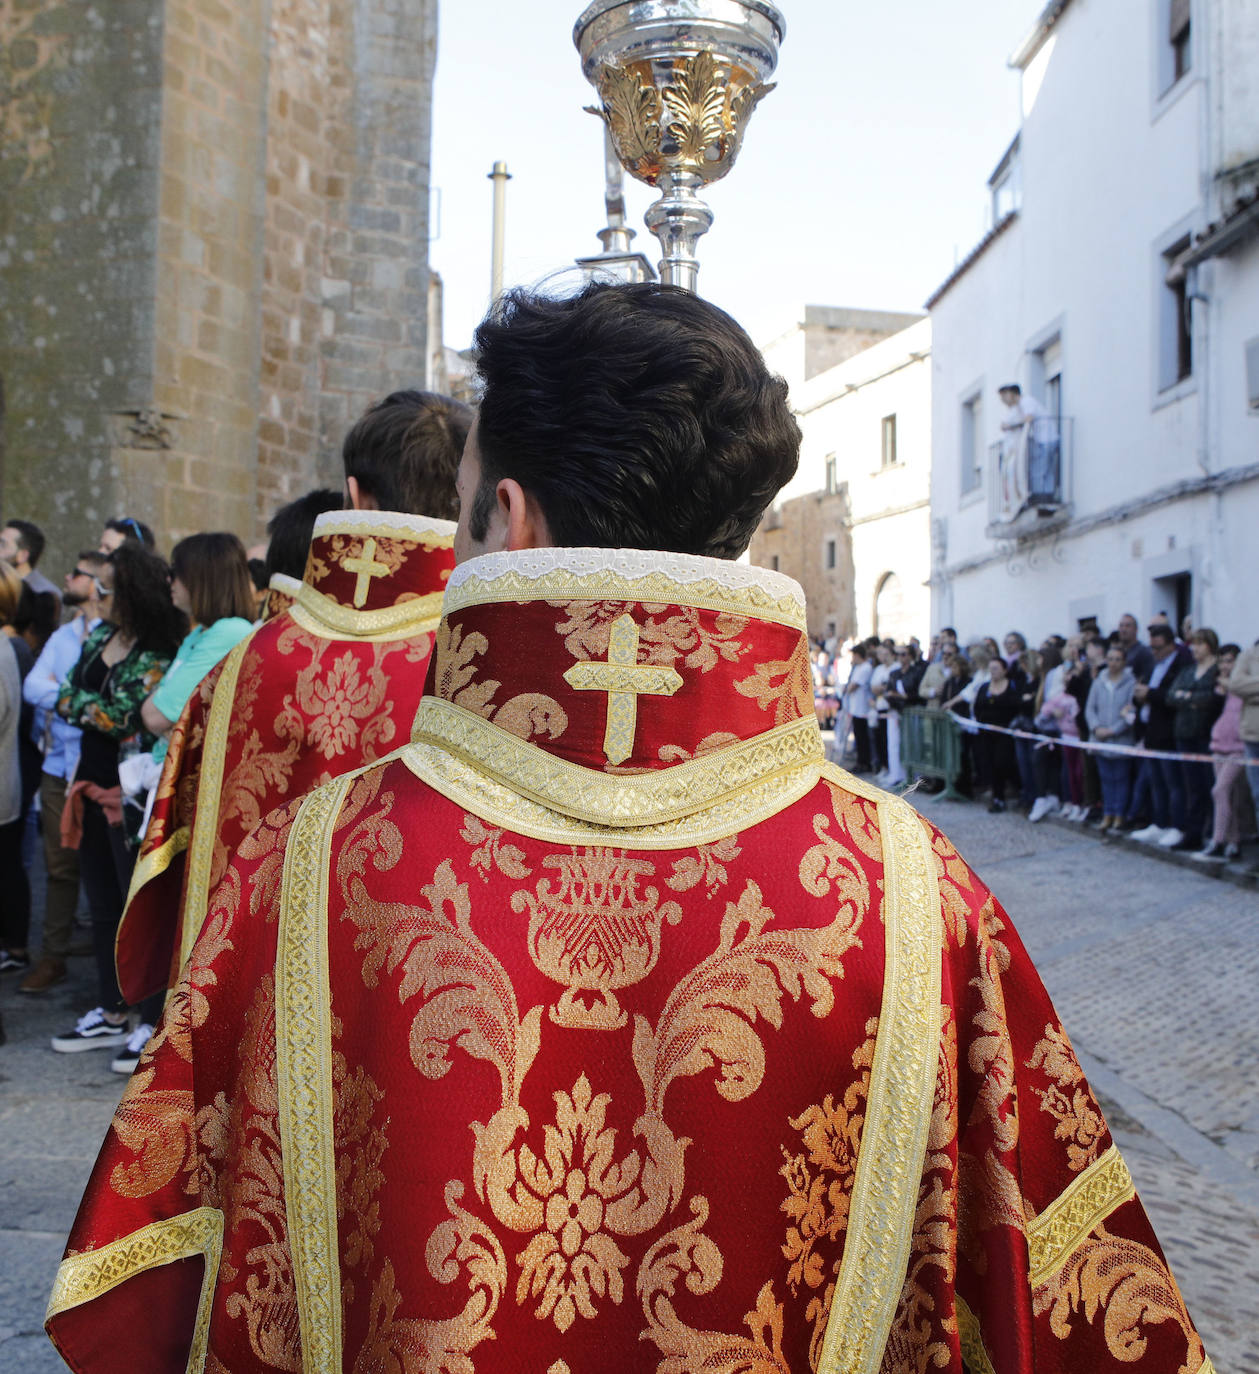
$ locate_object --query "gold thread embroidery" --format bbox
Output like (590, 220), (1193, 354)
(1026, 1022), (1106, 1172)
(1033, 1221), (1203, 1365)
(401, 739), (823, 849)
(1026, 1144), (1136, 1287)
(277, 775), (353, 1374)
(47, 1206), (224, 1374)
(512, 850), (683, 1029)
(955, 1294), (995, 1374)
(563, 613), (683, 764)
(293, 581), (444, 637)
(445, 564), (806, 629)
(341, 535), (391, 607)
(123, 824), (190, 910)
(817, 780), (942, 1374)
(411, 696), (822, 827)
(178, 636), (251, 969)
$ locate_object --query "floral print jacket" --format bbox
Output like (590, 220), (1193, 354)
(57, 623), (169, 747)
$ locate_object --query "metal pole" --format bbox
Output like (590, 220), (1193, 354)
(488, 160), (511, 301)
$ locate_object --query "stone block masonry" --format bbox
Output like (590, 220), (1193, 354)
(749, 487), (856, 645)
(0, 0), (438, 559)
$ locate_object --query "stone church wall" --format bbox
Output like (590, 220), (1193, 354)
(0, 0), (437, 558)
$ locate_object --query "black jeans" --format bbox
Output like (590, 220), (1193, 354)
(80, 799), (135, 1014)
(983, 735), (1020, 802)
(872, 717), (888, 773)
(851, 717), (872, 771)
(1178, 737), (1214, 847)
(0, 813), (31, 951)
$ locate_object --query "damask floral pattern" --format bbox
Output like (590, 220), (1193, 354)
(52, 576), (1209, 1374)
(1026, 1022), (1107, 1173)
(113, 518), (451, 1007)
(779, 1021), (877, 1367)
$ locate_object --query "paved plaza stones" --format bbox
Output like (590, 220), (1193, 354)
(1, 797), (1255, 1370)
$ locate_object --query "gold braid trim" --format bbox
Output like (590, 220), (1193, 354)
(956, 1295), (996, 1374)
(1026, 1144), (1136, 1288)
(818, 776), (943, 1374)
(411, 696), (823, 827)
(178, 636), (251, 971)
(46, 1207), (224, 1374)
(123, 825), (190, 910)
(276, 774), (354, 1374)
(291, 582), (444, 638)
(401, 738), (824, 848)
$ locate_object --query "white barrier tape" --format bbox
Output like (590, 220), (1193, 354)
(945, 712), (1259, 767)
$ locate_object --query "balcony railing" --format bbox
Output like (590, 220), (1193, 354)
(986, 416), (1073, 538)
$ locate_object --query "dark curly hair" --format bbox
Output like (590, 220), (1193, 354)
(470, 282), (800, 559)
(109, 542), (187, 657)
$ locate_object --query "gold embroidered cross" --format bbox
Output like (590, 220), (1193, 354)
(341, 537), (390, 608)
(563, 613), (683, 765)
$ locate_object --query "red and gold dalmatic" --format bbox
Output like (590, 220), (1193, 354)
(53, 548), (1211, 1374)
(114, 510), (455, 1005)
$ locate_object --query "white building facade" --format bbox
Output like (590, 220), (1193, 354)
(928, 0), (1259, 645)
(756, 315), (933, 645)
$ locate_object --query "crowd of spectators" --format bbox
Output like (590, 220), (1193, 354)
(812, 612), (1259, 867)
(0, 497), (336, 1062)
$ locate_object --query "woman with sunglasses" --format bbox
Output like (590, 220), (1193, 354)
(50, 543), (186, 1068)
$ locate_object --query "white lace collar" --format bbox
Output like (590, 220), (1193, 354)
(444, 546), (805, 629)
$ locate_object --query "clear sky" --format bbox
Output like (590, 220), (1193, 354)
(430, 0), (1044, 352)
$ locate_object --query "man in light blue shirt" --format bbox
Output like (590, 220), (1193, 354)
(19, 552), (108, 993)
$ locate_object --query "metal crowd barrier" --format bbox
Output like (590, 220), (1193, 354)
(899, 707), (966, 802)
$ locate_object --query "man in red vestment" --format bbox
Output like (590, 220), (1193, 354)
(49, 286), (1211, 1374)
(113, 390), (470, 1005)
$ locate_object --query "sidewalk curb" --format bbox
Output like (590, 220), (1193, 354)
(1043, 813), (1259, 891)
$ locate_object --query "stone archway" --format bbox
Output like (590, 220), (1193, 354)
(873, 570), (913, 644)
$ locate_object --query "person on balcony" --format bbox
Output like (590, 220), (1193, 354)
(998, 383), (1060, 511)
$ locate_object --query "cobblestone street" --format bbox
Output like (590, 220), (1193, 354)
(1, 795), (1256, 1370)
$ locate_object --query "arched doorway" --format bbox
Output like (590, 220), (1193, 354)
(873, 570), (913, 644)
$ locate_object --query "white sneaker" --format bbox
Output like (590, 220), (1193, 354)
(1028, 797), (1052, 822)
(110, 1022), (156, 1075)
(1156, 828), (1184, 848)
(1067, 805), (1087, 822)
(1130, 824), (1162, 842)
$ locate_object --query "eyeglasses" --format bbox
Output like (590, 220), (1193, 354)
(71, 567), (96, 579)
(93, 577), (112, 598)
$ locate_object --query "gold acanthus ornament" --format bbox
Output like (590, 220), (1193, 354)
(586, 51), (774, 187)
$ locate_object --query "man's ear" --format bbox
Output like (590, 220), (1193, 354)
(498, 479), (552, 552)
(345, 477), (379, 511)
